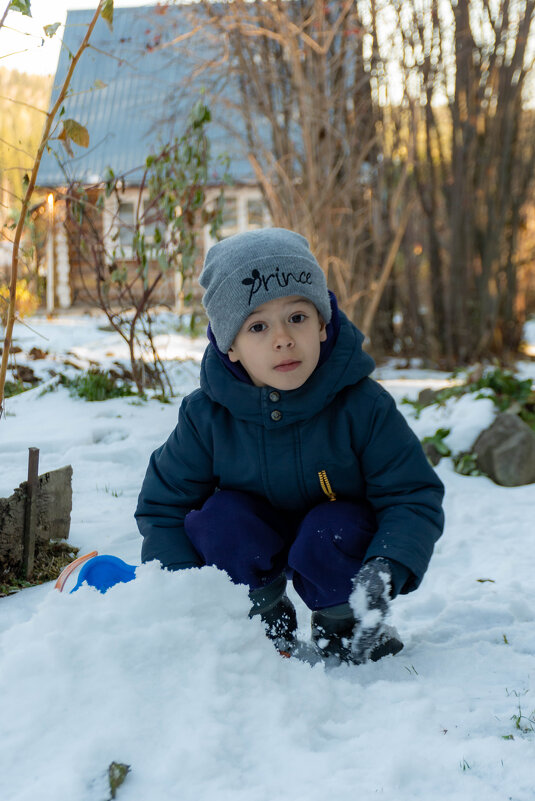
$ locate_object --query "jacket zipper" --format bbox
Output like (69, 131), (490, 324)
(318, 469), (337, 502)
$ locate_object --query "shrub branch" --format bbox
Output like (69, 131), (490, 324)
(0, 1), (106, 415)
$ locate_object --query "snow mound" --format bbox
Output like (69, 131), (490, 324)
(402, 393), (496, 453)
(1, 548), (535, 801)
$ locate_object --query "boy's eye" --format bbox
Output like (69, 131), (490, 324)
(249, 322), (266, 333)
(289, 313), (307, 324)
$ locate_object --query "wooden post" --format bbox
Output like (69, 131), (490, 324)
(22, 447), (39, 579)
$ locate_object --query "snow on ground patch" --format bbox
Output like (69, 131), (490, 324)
(1, 312), (534, 801)
(1, 553), (534, 801)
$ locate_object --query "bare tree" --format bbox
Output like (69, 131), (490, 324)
(383, 0), (535, 365)
(193, 0), (412, 352)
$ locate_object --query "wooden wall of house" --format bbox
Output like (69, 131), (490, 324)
(65, 187), (105, 305)
(65, 187), (177, 308)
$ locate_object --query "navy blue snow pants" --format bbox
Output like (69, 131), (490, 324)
(184, 490), (377, 610)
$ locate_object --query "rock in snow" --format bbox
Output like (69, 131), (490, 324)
(473, 413), (535, 486)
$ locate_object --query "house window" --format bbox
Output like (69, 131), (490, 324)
(221, 197), (238, 236)
(117, 197), (157, 254)
(204, 191), (271, 253)
(118, 201), (135, 249)
(247, 198), (265, 229)
(141, 198), (158, 243)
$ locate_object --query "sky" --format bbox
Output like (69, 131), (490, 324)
(0, 0), (152, 76)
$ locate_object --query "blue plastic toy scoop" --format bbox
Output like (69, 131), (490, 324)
(70, 554), (137, 594)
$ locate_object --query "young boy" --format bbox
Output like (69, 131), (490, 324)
(136, 228), (444, 664)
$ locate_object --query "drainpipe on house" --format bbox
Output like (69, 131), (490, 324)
(56, 215), (71, 309)
(175, 269), (183, 317)
(46, 193), (55, 313)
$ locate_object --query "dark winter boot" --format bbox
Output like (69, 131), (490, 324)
(367, 626), (404, 662)
(311, 603), (356, 662)
(249, 575), (298, 651)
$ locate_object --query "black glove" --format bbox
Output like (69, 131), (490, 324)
(249, 575), (297, 646)
(312, 560), (404, 665)
(350, 558), (394, 663)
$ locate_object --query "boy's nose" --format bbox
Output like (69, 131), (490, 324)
(273, 326), (294, 349)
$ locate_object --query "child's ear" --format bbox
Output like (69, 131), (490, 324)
(319, 319), (327, 342)
(228, 347), (239, 363)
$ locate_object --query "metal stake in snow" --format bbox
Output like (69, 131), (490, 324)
(22, 448), (39, 579)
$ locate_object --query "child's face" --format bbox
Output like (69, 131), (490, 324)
(228, 295), (327, 389)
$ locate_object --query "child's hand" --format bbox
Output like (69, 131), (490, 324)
(350, 559), (393, 662)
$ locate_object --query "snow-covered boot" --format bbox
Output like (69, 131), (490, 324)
(366, 626), (404, 662)
(249, 575), (298, 651)
(311, 603), (356, 662)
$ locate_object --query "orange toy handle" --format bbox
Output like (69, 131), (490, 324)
(55, 551), (98, 592)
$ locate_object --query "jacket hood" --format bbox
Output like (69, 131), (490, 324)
(200, 298), (375, 427)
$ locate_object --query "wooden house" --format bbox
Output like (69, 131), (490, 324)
(37, 4), (270, 311)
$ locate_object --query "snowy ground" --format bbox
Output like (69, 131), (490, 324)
(1, 312), (534, 801)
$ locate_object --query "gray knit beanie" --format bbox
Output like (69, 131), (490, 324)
(200, 228), (331, 352)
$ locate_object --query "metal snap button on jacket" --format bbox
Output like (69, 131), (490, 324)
(269, 391), (280, 403)
(270, 410), (282, 422)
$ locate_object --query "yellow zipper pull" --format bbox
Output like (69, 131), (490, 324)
(318, 470), (337, 502)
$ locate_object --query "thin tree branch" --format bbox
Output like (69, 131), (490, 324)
(1, 1), (106, 414)
(0, 135), (35, 159)
(0, 2), (11, 30)
(0, 94), (48, 114)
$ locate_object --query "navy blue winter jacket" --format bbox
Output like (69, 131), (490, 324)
(136, 307), (445, 593)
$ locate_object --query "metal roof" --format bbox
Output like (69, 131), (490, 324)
(37, 5), (255, 187)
